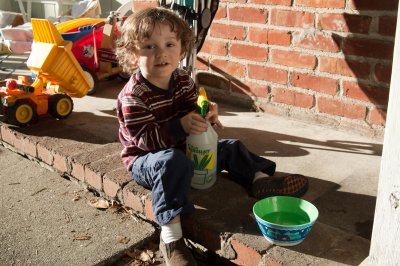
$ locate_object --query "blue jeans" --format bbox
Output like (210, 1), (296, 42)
(131, 139), (276, 225)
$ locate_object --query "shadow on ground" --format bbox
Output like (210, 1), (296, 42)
(190, 173), (372, 265)
(218, 125), (382, 158)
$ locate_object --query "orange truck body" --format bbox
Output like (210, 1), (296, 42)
(0, 19), (91, 126)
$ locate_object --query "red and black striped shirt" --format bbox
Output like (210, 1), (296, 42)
(117, 68), (198, 170)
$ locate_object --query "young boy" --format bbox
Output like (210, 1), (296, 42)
(116, 7), (308, 265)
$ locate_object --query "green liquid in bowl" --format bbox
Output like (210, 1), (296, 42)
(262, 211), (310, 225)
(253, 196), (319, 226)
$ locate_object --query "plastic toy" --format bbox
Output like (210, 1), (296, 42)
(0, 19), (91, 127)
(57, 12), (128, 95)
(56, 17), (104, 33)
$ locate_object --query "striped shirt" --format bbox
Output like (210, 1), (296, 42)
(117, 68), (198, 171)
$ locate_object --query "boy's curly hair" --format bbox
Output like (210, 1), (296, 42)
(116, 7), (195, 74)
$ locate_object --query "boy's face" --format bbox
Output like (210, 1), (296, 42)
(135, 22), (182, 89)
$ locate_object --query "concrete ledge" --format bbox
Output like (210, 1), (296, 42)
(0, 122), (371, 265)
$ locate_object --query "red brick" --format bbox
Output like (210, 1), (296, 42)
(229, 6), (267, 23)
(230, 43), (268, 61)
(69, 142), (123, 182)
(267, 29), (291, 46)
(249, 27), (268, 44)
(317, 97), (367, 120)
(368, 108), (386, 126)
(343, 81), (389, 105)
(122, 181), (147, 213)
(85, 155), (124, 191)
(270, 10), (314, 28)
(8, 136), (26, 155)
(374, 63), (392, 84)
(214, 5), (227, 20)
(85, 167), (103, 191)
(71, 160), (85, 182)
(231, 238), (262, 266)
(248, 64), (288, 84)
(231, 80), (270, 97)
(271, 49), (317, 69)
(210, 59), (246, 78)
(68, 149), (96, 182)
(36, 137), (66, 166)
(350, 0), (398, 11)
(250, 28), (291, 47)
(144, 197), (157, 222)
(7, 131), (24, 153)
(291, 72), (338, 95)
(296, 0), (345, 8)
(103, 168), (132, 198)
(271, 87), (314, 109)
(343, 37), (394, 60)
(53, 143), (99, 176)
(1, 126), (16, 146)
(53, 152), (68, 174)
(200, 40), (227, 56)
(319, 56), (370, 79)
(37, 143), (54, 166)
(318, 13), (372, 34)
(293, 32), (340, 52)
(210, 23), (246, 40)
(249, 0), (292, 6)
(18, 137), (37, 158)
(379, 16), (397, 37)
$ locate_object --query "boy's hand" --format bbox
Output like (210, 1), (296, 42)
(205, 101), (224, 129)
(181, 112), (208, 135)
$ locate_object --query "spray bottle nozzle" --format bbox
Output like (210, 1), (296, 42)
(197, 87), (209, 118)
(198, 100), (208, 117)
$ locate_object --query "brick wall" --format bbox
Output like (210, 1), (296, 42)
(134, 0), (398, 137)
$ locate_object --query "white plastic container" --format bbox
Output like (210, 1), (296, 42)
(187, 121), (218, 189)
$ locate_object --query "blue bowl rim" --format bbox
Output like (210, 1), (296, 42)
(255, 216), (316, 230)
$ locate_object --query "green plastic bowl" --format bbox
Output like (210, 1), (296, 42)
(253, 196), (319, 246)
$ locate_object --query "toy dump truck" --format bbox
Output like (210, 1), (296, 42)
(57, 12), (128, 95)
(0, 19), (91, 127)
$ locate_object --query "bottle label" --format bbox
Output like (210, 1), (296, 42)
(187, 143), (214, 170)
(186, 122), (218, 188)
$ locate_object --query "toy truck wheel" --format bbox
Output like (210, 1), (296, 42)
(6, 99), (37, 127)
(49, 94), (73, 119)
(80, 64), (98, 95)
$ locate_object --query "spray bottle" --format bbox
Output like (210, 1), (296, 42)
(186, 87), (218, 189)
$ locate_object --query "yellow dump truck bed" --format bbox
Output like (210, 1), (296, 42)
(26, 19), (90, 98)
(55, 17), (104, 34)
